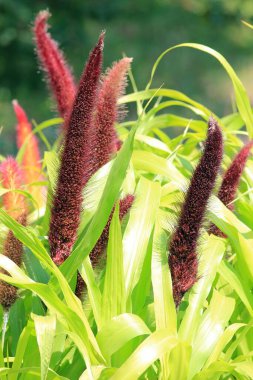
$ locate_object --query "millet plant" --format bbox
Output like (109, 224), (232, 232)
(0, 10), (253, 380)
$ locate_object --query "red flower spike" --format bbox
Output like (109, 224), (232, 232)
(209, 140), (253, 237)
(0, 159), (27, 309)
(168, 117), (223, 306)
(13, 100), (44, 207)
(75, 194), (134, 299)
(49, 33), (104, 265)
(0, 157), (27, 219)
(90, 58), (132, 177)
(34, 10), (76, 120)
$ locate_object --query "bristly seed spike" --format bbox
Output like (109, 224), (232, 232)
(49, 33), (104, 265)
(33, 10), (76, 121)
(209, 140), (253, 237)
(168, 117), (223, 306)
(90, 57), (132, 178)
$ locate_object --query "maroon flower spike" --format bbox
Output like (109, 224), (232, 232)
(49, 33), (104, 265)
(90, 57), (132, 178)
(34, 10), (76, 120)
(75, 59), (133, 299)
(0, 215), (27, 309)
(168, 117), (223, 306)
(75, 194), (134, 299)
(209, 140), (253, 237)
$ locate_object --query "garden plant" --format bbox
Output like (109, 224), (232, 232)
(0, 9), (253, 380)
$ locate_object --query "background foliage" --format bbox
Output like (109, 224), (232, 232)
(1, 0), (253, 154)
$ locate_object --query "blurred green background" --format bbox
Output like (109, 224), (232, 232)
(1, 0), (253, 155)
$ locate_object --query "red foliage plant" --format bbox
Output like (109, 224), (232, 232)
(168, 117), (223, 306)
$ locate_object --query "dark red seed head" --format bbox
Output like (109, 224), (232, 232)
(0, 281), (18, 309)
(0, 215), (27, 309)
(49, 33), (104, 265)
(169, 117), (223, 306)
(90, 57), (132, 178)
(34, 10), (76, 121)
(209, 140), (253, 237)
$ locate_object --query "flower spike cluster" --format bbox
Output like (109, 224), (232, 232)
(49, 33), (104, 265)
(75, 58), (133, 297)
(0, 157), (27, 308)
(33, 10), (134, 296)
(13, 100), (44, 208)
(34, 10), (76, 120)
(209, 140), (253, 237)
(168, 117), (223, 306)
(42, 18), (134, 268)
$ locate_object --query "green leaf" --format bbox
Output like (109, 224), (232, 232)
(179, 235), (226, 343)
(145, 43), (253, 136)
(110, 329), (178, 380)
(233, 361), (253, 378)
(168, 342), (192, 380)
(102, 204), (126, 325)
(8, 321), (34, 380)
(218, 261), (253, 316)
(0, 255), (104, 368)
(33, 314), (56, 380)
(79, 257), (102, 330)
(120, 89), (212, 120)
(0, 367), (68, 379)
(208, 196), (253, 282)
(132, 150), (185, 186)
(152, 222), (176, 335)
(151, 221), (177, 379)
(96, 313), (150, 363)
(191, 360), (234, 380)
(123, 177), (161, 298)
(203, 323), (246, 368)
(189, 290), (235, 378)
